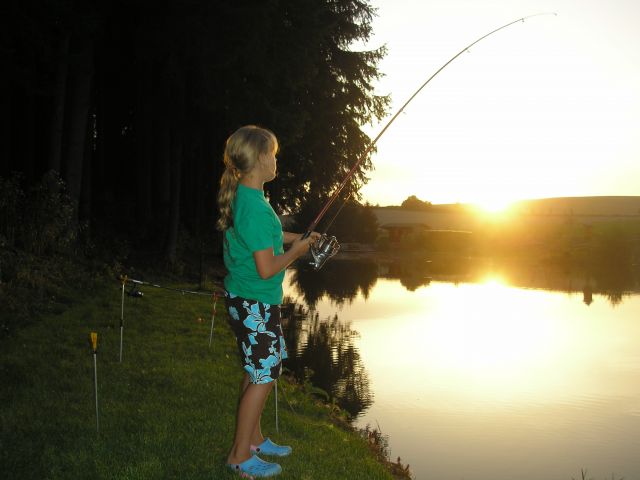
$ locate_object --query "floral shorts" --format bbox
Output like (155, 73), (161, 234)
(225, 291), (288, 385)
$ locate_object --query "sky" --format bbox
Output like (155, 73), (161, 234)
(357, 0), (640, 209)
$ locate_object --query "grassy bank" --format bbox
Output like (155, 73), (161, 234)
(0, 276), (395, 479)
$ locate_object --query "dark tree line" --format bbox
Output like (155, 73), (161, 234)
(400, 195), (431, 210)
(1, 0), (388, 263)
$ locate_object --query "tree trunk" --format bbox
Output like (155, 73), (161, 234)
(164, 131), (182, 264)
(22, 49), (36, 183)
(47, 34), (70, 175)
(64, 41), (94, 219)
(155, 73), (172, 233)
(0, 48), (11, 176)
(79, 106), (94, 221)
(135, 58), (153, 227)
(163, 79), (185, 264)
(92, 51), (106, 215)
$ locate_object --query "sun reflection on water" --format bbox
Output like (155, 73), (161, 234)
(349, 277), (639, 410)
(283, 264), (640, 480)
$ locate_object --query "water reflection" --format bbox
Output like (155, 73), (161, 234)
(346, 279), (640, 480)
(291, 251), (640, 305)
(376, 254), (639, 307)
(378, 258), (432, 291)
(289, 261), (378, 308)
(281, 304), (373, 418)
(283, 255), (640, 480)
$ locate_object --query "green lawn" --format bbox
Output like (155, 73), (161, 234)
(0, 277), (394, 479)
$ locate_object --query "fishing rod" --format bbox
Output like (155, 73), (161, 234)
(119, 275), (222, 298)
(117, 275), (222, 359)
(305, 12), (557, 270)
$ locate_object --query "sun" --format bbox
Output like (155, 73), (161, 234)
(474, 197), (514, 215)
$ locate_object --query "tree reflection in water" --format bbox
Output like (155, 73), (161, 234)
(590, 260), (638, 306)
(281, 306), (373, 419)
(289, 261), (378, 309)
(281, 252), (639, 420)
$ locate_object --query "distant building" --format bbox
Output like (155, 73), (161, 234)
(379, 222), (431, 243)
(379, 221), (473, 254)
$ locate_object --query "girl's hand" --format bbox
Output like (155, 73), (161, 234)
(291, 231), (321, 256)
(283, 231), (319, 245)
(254, 231), (324, 279)
(307, 231), (322, 243)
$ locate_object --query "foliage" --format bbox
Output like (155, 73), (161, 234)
(2, 0), (389, 254)
(376, 228), (391, 251)
(400, 195), (432, 211)
(0, 174), (23, 247)
(0, 172), (124, 336)
(19, 171), (77, 256)
(398, 230), (431, 252)
(293, 198), (379, 242)
(360, 424), (413, 480)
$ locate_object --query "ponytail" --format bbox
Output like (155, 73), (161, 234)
(216, 167), (239, 231)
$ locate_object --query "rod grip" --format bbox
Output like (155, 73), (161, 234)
(301, 231), (311, 240)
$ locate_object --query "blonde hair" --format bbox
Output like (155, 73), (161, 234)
(216, 125), (278, 231)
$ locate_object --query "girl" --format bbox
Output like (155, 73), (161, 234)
(217, 125), (319, 478)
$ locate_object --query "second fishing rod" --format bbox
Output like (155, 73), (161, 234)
(303, 12), (556, 270)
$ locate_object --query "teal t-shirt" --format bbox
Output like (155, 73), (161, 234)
(223, 183), (285, 305)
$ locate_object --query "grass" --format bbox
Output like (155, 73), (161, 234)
(0, 276), (395, 480)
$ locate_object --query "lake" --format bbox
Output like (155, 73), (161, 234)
(281, 256), (640, 480)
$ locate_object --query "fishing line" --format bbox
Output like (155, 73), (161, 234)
(117, 275), (223, 358)
(319, 190), (354, 235)
(120, 275), (222, 297)
(208, 293), (218, 348)
(303, 12), (557, 270)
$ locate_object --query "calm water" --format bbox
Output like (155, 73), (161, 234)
(281, 257), (640, 480)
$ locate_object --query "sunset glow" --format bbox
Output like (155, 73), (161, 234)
(473, 197), (514, 214)
(358, 0), (640, 206)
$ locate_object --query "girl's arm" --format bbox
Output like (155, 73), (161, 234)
(254, 232), (321, 279)
(283, 231), (301, 244)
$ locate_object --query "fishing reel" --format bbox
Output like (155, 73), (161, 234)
(127, 283), (144, 298)
(309, 234), (340, 270)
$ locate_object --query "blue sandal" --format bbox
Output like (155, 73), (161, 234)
(227, 455), (282, 478)
(250, 438), (292, 457)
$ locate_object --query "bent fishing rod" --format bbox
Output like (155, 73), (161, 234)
(304, 12), (556, 270)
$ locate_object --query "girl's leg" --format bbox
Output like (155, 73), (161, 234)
(238, 374), (267, 447)
(227, 375), (274, 465)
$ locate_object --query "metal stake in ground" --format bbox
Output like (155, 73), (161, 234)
(90, 332), (99, 432)
(275, 380), (279, 434)
(208, 293), (218, 348)
(119, 275), (126, 362)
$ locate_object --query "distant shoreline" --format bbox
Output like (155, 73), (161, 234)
(374, 195), (640, 217)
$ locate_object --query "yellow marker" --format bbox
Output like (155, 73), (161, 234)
(90, 332), (98, 352)
(89, 332), (100, 432)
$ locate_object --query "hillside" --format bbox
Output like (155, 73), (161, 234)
(374, 196), (640, 231)
(428, 196), (640, 216)
(510, 196), (640, 216)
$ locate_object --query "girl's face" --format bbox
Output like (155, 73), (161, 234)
(259, 150), (277, 182)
